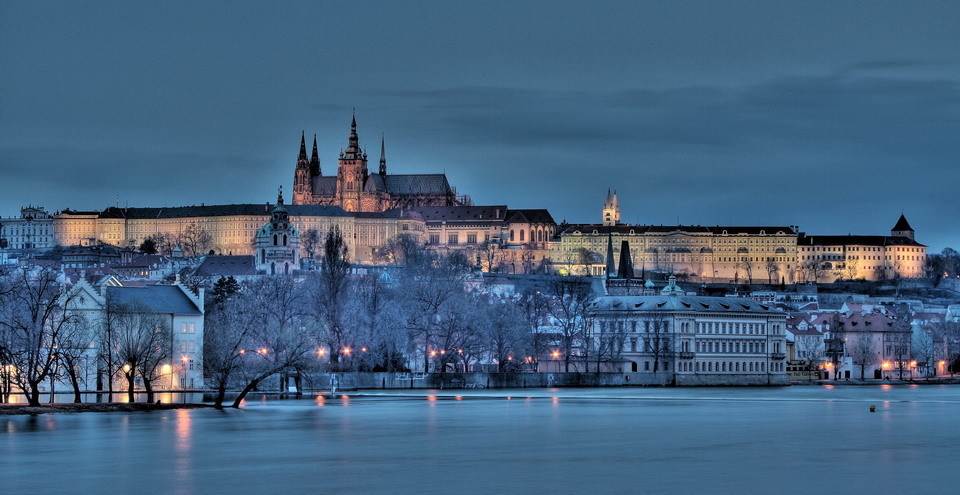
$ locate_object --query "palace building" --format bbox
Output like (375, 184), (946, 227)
(292, 114), (470, 212)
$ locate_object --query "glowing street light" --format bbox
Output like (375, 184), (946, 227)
(342, 347), (352, 356)
(551, 350), (561, 359)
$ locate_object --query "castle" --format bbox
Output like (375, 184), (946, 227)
(292, 114), (470, 212)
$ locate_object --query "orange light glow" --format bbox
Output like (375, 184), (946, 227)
(507, 356), (513, 361)
(182, 356), (189, 363)
(317, 348), (326, 357)
(342, 347), (351, 356)
(361, 347), (367, 353)
(910, 361), (917, 367)
(939, 360), (946, 366)
(161, 364), (172, 374)
(239, 349), (246, 354)
(882, 361), (891, 369)
(551, 351), (561, 359)
(825, 362), (833, 368)
(122, 364), (131, 373)
(457, 349), (463, 354)
(440, 349), (446, 355)
(430, 350), (437, 357)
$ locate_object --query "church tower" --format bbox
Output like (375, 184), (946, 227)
(891, 213), (915, 241)
(293, 132), (311, 204)
(255, 187), (301, 275)
(337, 112), (368, 212)
(602, 189), (621, 226)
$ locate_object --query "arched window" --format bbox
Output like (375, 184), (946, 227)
(520, 230), (525, 242)
(283, 235), (287, 246)
(510, 230), (515, 242)
(273, 234), (278, 246)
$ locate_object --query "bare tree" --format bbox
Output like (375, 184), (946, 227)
(179, 222), (213, 257)
(109, 301), (168, 403)
(643, 312), (674, 373)
(912, 326), (936, 378)
(311, 227), (351, 368)
(351, 274), (408, 372)
(765, 258), (778, 285)
(794, 332), (825, 380)
(301, 228), (320, 261)
(396, 248), (470, 372)
(0, 267), (81, 406)
(483, 297), (529, 373)
(545, 275), (594, 372)
(55, 310), (96, 403)
(847, 331), (875, 381)
(228, 276), (314, 408)
(521, 288), (550, 370)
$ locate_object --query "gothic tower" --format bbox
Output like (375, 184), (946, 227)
(602, 189), (621, 226)
(293, 132), (311, 204)
(337, 112), (368, 212)
(379, 134), (387, 176)
(310, 134), (321, 177)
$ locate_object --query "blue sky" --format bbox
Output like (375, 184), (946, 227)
(2, 1), (958, 250)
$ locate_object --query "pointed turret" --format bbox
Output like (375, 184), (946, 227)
(891, 213), (915, 241)
(602, 188), (621, 226)
(379, 134), (387, 175)
(298, 131), (308, 162)
(605, 229), (616, 278)
(310, 134), (321, 176)
(617, 240), (634, 279)
(276, 186), (286, 210)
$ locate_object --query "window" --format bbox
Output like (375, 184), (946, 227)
(467, 234), (477, 244)
(429, 234), (440, 245)
(520, 230), (525, 242)
(448, 234), (459, 244)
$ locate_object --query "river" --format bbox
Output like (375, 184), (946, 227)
(3, 385), (958, 494)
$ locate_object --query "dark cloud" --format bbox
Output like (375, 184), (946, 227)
(2, 1), (959, 251)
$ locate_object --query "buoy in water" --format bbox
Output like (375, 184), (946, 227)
(869, 405), (876, 412)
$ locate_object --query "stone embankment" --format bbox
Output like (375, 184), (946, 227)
(0, 402), (210, 416)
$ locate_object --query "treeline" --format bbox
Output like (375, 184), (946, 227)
(203, 231), (596, 408)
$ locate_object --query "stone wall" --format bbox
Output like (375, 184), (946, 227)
(301, 372), (788, 390)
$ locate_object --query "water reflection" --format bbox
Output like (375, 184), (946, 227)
(2, 386), (959, 494)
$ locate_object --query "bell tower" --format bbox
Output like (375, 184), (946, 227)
(602, 189), (620, 226)
(337, 112), (368, 212)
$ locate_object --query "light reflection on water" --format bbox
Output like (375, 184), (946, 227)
(2, 386), (960, 494)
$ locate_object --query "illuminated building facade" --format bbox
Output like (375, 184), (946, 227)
(292, 114), (469, 212)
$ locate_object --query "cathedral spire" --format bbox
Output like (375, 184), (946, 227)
(379, 133), (387, 175)
(310, 134), (321, 176)
(298, 131), (307, 161)
(344, 111), (362, 159)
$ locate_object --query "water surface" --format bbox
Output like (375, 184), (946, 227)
(3, 385), (958, 494)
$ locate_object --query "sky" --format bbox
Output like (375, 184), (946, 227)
(2, 1), (959, 251)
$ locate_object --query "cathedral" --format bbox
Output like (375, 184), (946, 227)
(292, 114), (470, 212)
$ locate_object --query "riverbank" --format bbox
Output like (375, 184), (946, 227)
(0, 402), (211, 416)
(792, 378), (960, 386)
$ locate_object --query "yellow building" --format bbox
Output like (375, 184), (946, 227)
(795, 215), (926, 282)
(553, 224), (799, 282)
(52, 201), (424, 264)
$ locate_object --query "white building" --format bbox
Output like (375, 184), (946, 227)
(56, 277), (205, 394)
(589, 276), (789, 385)
(0, 206), (55, 250)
